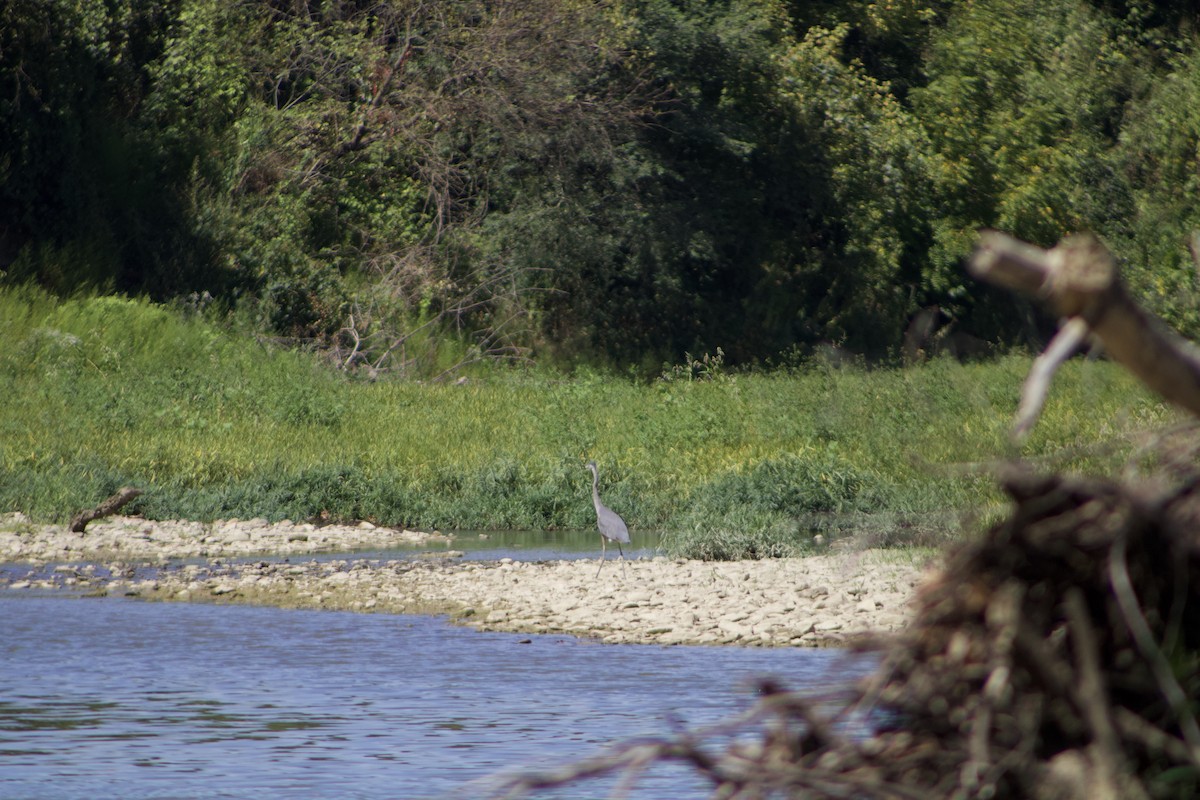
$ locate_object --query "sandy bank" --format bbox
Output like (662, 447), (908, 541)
(0, 513), (933, 646)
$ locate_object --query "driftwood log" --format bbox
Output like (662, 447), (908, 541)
(69, 486), (143, 533)
(486, 232), (1200, 799)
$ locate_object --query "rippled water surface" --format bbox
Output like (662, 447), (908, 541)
(1, 596), (874, 799)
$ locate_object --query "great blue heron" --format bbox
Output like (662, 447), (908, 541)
(585, 460), (629, 577)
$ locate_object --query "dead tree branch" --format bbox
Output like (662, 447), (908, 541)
(970, 231), (1200, 438)
(69, 486), (142, 533)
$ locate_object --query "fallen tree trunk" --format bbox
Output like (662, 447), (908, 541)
(69, 486), (142, 533)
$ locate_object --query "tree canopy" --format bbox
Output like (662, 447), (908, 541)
(3, 0), (1200, 373)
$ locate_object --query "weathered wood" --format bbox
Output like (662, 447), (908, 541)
(69, 486), (143, 533)
(970, 230), (1200, 434)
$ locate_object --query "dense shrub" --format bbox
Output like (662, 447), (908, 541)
(7, 1), (1200, 369)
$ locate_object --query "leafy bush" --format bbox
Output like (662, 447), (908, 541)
(661, 451), (887, 560)
(691, 452), (880, 518)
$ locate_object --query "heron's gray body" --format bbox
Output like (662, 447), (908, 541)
(585, 461), (629, 577)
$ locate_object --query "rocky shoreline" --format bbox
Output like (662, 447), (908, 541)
(0, 513), (932, 647)
(0, 513), (450, 562)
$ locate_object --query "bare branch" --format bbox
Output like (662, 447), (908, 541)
(1108, 533), (1200, 767)
(1013, 316), (1089, 441)
(1064, 587), (1138, 800)
(971, 230), (1200, 432)
(69, 487), (143, 533)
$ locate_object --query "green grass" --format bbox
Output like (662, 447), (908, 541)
(0, 286), (1179, 558)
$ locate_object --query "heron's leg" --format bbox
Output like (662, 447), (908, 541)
(617, 541), (627, 578)
(595, 537), (607, 578)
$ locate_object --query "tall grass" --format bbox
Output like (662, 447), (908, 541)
(0, 287), (1178, 557)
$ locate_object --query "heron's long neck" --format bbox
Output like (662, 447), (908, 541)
(591, 472), (602, 510)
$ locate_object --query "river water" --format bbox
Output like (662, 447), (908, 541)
(0, 538), (878, 800)
(344, 528), (669, 563)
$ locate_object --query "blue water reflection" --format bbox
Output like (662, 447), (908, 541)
(0, 596), (874, 799)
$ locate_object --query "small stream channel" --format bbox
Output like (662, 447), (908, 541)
(0, 534), (878, 799)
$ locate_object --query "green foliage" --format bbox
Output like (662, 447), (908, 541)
(142, 0), (255, 152)
(0, 0), (230, 296)
(1113, 46), (1200, 338)
(0, 288), (1178, 560)
(527, 0), (836, 364)
(7, 0), (1200, 370)
(776, 23), (931, 351)
(659, 349), (729, 383)
(910, 0), (1135, 319)
(661, 517), (802, 561)
(694, 451), (876, 518)
(663, 451), (882, 559)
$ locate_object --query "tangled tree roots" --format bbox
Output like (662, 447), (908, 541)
(856, 467), (1200, 800)
(490, 466), (1200, 799)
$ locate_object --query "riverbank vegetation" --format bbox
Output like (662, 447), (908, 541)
(0, 288), (1175, 557)
(4, 1), (1197, 556)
